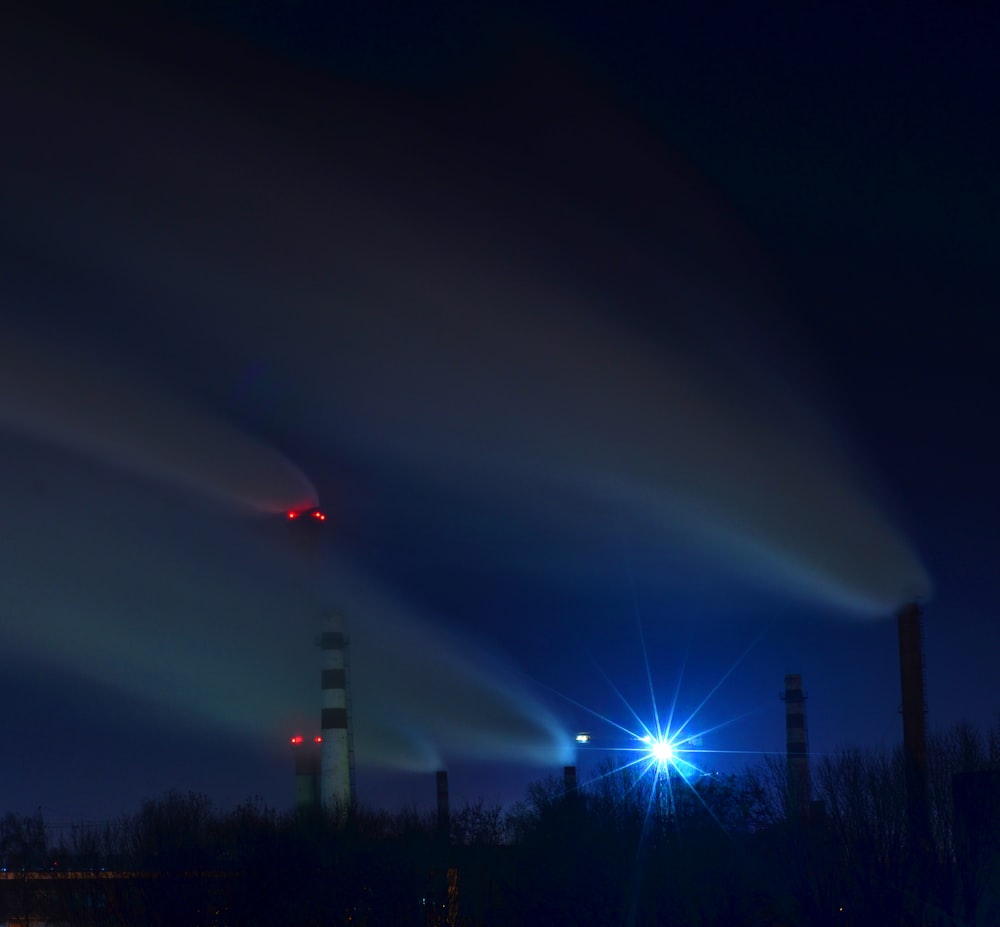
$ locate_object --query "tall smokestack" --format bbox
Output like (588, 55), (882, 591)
(436, 770), (450, 838)
(897, 601), (929, 844)
(291, 734), (321, 811)
(320, 610), (353, 813)
(781, 673), (810, 824)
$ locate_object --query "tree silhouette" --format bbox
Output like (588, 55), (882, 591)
(7, 720), (1000, 926)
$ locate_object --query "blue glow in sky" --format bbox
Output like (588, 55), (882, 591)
(0, 0), (996, 820)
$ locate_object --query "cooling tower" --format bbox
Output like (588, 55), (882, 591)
(320, 610), (353, 812)
(781, 673), (811, 823)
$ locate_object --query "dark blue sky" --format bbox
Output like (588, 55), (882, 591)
(1, 0), (997, 823)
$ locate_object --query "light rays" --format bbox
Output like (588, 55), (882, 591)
(565, 625), (772, 800)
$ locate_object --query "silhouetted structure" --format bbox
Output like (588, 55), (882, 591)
(291, 734), (321, 811)
(781, 673), (810, 823)
(436, 770), (451, 838)
(897, 601), (929, 845)
(9, 727), (1000, 927)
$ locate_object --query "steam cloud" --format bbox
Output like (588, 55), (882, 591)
(0, 10), (930, 774)
(0, 436), (572, 770)
(0, 328), (318, 515)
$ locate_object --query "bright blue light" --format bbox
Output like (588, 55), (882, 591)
(649, 738), (674, 765)
(548, 632), (763, 795)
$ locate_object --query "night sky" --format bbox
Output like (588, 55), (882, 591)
(2, 1), (997, 824)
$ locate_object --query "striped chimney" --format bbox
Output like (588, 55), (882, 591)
(320, 610), (352, 812)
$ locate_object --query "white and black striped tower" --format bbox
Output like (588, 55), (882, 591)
(321, 609), (352, 812)
(288, 507), (354, 814)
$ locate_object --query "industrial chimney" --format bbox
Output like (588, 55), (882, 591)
(320, 610), (353, 813)
(291, 734), (321, 811)
(781, 673), (811, 824)
(897, 601), (929, 845)
(436, 770), (451, 838)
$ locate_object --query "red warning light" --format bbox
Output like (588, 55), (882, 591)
(290, 735), (304, 745)
(314, 735), (323, 744)
(287, 511), (298, 520)
(312, 511), (326, 520)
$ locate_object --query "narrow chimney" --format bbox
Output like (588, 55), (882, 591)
(781, 673), (810, 824)
(897, 601), (929, 844)
(320, 611), (352, 814)
(291, 734), (321, 811)
(436, 770), (450, 838)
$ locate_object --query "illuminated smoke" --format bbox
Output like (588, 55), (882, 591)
(0, 434), (571, 770)
(323, 558), (574, 769)
(0, 435), (319, 735)
(0, 10), (933, 781)
(0, 328), (317, 514)
(0, 15), (929, 614)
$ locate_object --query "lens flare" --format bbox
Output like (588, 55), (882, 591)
(646, 736), (674, 766)
(549, 622), (774, 804)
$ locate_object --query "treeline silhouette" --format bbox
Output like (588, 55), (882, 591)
(1, 719), (998, 926)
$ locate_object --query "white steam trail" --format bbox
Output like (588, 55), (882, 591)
(325, 558), (574, 770)
(0, 8), (930, 617)
(0, 434), (573, 770)
(0, 328), (317, 514)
